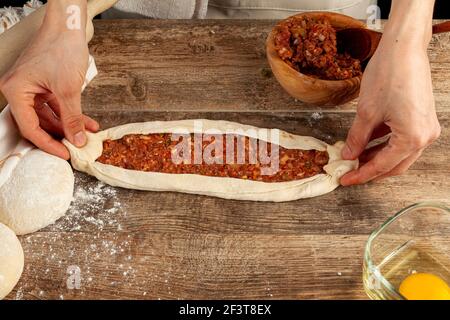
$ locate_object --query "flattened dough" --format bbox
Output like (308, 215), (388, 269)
(64, 119), (358, 202)
(0, 222), (24, 300)
(0, 150), (74, 235)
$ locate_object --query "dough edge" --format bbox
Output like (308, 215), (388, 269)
(0, 149), (75, 235)
(0, 222), (24, 300)
(64, 119), (358, 202)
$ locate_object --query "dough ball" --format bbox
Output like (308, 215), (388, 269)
(0, 149), (74, 235)
(0, 222), (24, 299)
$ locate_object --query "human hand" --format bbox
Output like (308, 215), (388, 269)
(0, 0), (98, 160)
(340, 37), (440, 186)
(341, 0), (440, 186)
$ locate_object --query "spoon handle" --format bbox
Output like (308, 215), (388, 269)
(433, 21), (450, 34)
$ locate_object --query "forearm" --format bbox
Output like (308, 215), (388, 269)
(383, 0), (435, 50)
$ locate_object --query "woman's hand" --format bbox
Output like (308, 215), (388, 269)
(341, 39), (440, 185)
(340, 0), (440, 186)
(0, 0), (97, 160)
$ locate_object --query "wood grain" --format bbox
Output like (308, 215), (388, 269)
(81, 20), (450, 113)
(6, 19), (450, 300)
(16, 233), (368, 300)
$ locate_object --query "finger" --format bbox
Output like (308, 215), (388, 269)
(83, 114), (100, 132)
(359, 141), (389, 163)
(340, 140), (409, 186)
(373, 150), (423, 181)
(357, 123), (392, 163)
(41, 96), (98, 133)
(35, 102), (64, 137)
(342, 115), (378, 160)
(371, 123), (391, 140)
(37, 108), (98, 138)
(10, 100), (70, 160)
(56, 89), (86, 147)
(45, 95), (61, 116)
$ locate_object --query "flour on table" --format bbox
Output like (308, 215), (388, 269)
(306, 112), (333, 142)
(9, 173), (135, 299)
(311, 112), (324, 121)
(16, 232), (136, 300)
(51, 173), (125, 232)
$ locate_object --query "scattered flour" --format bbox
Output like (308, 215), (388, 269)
(311, 112), (324, 121)
(11, 173), (139, 299)
(306, 112), (333, 142)
(50, 174), (124, 232)
(14, 288), (23, 300)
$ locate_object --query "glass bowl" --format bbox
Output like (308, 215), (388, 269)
(363, 202), (450, 300)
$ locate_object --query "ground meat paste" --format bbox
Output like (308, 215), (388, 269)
(274, 16), (362, 80)
(96, 133), (329, 183)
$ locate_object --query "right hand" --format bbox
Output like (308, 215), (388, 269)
(0, 1), (98, 160)
(340, 34), (440, 185)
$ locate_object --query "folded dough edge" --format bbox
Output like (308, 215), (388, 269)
(64, 119), (358, 202)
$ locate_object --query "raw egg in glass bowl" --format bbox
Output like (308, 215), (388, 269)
(399, 272), (450, 300)
(363, 202), (450, 300)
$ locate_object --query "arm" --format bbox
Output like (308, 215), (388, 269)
(0, 0), (98, 160)
(341, 0), (440, 185)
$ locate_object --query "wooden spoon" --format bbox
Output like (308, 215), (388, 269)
(337, 21), (450, 62)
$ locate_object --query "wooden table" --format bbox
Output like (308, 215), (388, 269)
(9, 20), (450, 300)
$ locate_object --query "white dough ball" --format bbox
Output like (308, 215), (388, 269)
(0, 222), (24, 299)
(0, 149), (74, 235)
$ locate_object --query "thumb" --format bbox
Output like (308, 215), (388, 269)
(57, 90), (86, 148)
(342, 113), (376, 160)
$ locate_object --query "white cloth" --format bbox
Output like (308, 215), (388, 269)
(102, 0), (208, 19)
(0, 55), (98, 189)
(0, 0), (43, 33)
(103, 0), (377, 19)
(207, 0), (377, 19)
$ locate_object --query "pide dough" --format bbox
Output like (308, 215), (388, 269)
(0, 222), (24, 300)
(0, 149), (74, 235)
(65, 119), (358, 202)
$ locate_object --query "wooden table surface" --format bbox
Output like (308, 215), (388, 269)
(9, 19), (450, 300)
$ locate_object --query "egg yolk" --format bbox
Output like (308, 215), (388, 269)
(399, 273), (450, 300)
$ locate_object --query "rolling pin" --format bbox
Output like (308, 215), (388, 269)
(0, 0), (118, 110)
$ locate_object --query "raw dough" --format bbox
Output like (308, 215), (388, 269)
(64, 119), (358, 202)
(0, 149), (74, 235)
(0, 222), (24, 300)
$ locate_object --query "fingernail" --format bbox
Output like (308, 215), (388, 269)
(74, 131), (87, 147)
(342, 144), (353, 159)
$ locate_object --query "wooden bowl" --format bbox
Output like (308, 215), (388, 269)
(266, 12), (366, 106)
